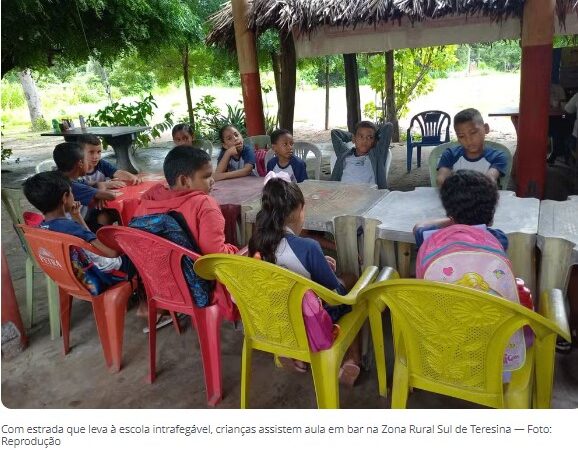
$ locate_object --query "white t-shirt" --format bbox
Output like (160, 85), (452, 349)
(341, 153), (375, 185)
(270, 162), (296, 182)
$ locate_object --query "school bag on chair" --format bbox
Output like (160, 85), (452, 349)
(415, 224), (526, 373)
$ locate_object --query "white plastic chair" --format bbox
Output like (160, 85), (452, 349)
(293, 141), (322, 180)
(35, 159), (57, 173)
(192, 139), (214, 158)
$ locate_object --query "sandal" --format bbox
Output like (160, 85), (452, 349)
(339, 362), (360, 387)
(278, 357), (308, 373)
(556, 338), (572, 354)
(142, 315), (173, 334)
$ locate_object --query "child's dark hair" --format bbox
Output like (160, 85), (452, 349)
(440, 170), (498, 226)
(454, 108), (485, 127)
(163, 145), (210, 187)
(354, 120), (377, 135)
(218, 124), (241, 143)
(53, 142), (84, 172)
(248, 179), (305, 263)
(172, 123), (194, 138)
(77, 133), (101, 148)
(270, 128), (291, 145)
(23, 171), (72, 214)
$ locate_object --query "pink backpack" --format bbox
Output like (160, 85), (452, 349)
(254, 148), (268, 177)
(302, 290), (337, 352)
(415, 224), (525, 372)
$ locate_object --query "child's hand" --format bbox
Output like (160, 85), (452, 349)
(106, 180), (126, 189)
(70, 201), (83, 219)
(226, 146), (240, 157)
(325, 255), (337, 272)
(123, 173), (140, 185)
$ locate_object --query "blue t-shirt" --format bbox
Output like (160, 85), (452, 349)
(71, 180), (97, 207)
(266, 155), (308, 183)
(437, 146), (508, 176)
(41, 218), (96, 242)
(217, 144), (256, 175)
(413, 224), (509, 251)
(82, 160), (117, 185)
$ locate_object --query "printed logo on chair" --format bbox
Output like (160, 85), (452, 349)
(38, 248), (63, 269)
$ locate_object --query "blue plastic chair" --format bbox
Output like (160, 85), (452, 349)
(406, 110), (451, 173)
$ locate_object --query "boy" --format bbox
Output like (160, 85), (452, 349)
(79, 134), (140, 189)
(22, 171), (124, 273)
(266, 128), (308, 183)
(436, 108), (508, 187)
(52, 142), (117, 218)
(134, 145), (239, 320)
(330, 120), (393, 189)
(413, 170), (508, 251)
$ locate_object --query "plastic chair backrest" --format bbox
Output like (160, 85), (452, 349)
(192, 139), (214, 158)
(17, 225), (102, 299)
(36, 159), (57, 173)
(408, 110), (451, 146)
(264, 149), (275, 169)
(97, 226), (202, 313)
(194, 254), (346, 360)
(244, 135), (271, 150)
(1, 188), (36, 258)
(428, 141), (513, 190)
(360, 279), (568, 408)
(293, 141), (322, 180)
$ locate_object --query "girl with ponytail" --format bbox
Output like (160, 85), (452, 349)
(248, 172), (361, 385)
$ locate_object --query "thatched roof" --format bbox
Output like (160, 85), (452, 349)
(206, 0), (578, 49)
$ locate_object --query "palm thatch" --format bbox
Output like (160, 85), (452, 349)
(206, 0), (578, 50)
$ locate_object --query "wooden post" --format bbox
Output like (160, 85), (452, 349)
(517, 0), (555, 198)
(231, 0), (265, 136)
(343, 53), (361, 133)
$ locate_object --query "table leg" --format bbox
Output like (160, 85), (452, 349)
(361, 218), (380, 270)
(397, 242), (412, 278)
(334, 215), (360, 277)
(507, 233), (537, 299)
(108, 134), (139, 174)
(380, 240), (397, 271)
(538, 237), (575, 294)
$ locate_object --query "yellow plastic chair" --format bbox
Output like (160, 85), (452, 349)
(428, 141), (513, 190)
(1, 188), (60, 339)
(194, 254), (378, 408)
(360, 277), (571, 409)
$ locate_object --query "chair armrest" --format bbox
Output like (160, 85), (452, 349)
(539, 289), (571, 342)
(323, 265), (379, 306)
(370, 267), (400, 313)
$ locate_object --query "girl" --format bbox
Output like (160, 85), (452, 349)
(214, 125), (256, 181)
(248, 172), (361, 385)
(172, 123), (194, 146)
(267, 128), (308, 183)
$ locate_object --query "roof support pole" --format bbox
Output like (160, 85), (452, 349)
(517, 0), (555, 198)
(232, 0), (265, 136)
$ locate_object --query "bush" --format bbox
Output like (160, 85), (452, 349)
(1, 81), (25, 110)
(31, 117), (50, 132)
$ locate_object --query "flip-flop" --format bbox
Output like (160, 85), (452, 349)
(142, 315), (173, 334)
(339, 362), (360, 387)
(278, 357), (308, 373)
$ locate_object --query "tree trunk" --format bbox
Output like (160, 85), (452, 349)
(182, 45), (195, 128)
(385, 50), (400, 142)
(18, 69), (44, 127)
(325, 56), (330, 130)
(278, 32), (296, 133)
(343, 54), (361, 133)
(271, 51), (282, 108)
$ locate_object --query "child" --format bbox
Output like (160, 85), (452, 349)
(248, 172), (361, 385)
(330, 120), (393, 189)
(214, 125), (256, 181)
(133, 145), (239, 321)
(172, 123), (195, 147)
(52, 142), (117, 224)
(413, 170), (508, 251)
(22, 171), (126, 275)
(79, 134), (140, 189)
(266, 128), (308, 183)
(436, 108), (508, 187)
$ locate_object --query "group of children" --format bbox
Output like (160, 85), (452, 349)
(21, 106), (514, 387)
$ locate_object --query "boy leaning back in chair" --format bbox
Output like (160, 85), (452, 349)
(436, 108), (508, 187)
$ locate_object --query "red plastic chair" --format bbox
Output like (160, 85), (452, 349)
(97, 226), (224, 406)
(17, 224), (133, 372)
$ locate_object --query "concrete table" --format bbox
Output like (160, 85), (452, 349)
(243, 180), (389, 274)
(41, 126), (150, 174)
(363, 187), (540, 296)
(537, 196), (578, 294)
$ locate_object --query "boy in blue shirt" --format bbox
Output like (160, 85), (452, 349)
(330, 120), (393, 189)
(22, 171), (124, 273)
(436, 108), (508, 187)
(266, 128), (308, 183)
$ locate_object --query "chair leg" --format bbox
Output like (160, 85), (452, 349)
(102, 287), (130, 373)
(310, 355), (341, 409)
(25, 257), (34, 328)
(391, 357), (410, 408)
(240, 340), (252, 409)
(533, 335), (557, 408)
(91, 298), (114, 370)
(194, 306), (223, 406)
(58, 288), (73, 355)
(406, 146), (413, 173)
(417, 146), (422, 167)
(46, 277), (60, 340)
(170, 311), (181, 335)
(368, 302), (387, 397)
(148, 303), (158, 383)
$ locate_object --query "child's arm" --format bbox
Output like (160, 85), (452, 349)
(436, 167), (452, 187)
(413, 218), (452, 233)
(196, 203), (239, 254)
(435, 147), (456, 187)
(331, 129), (353, 158)
(214, 146), (254, 181)
(69, 202), (120, 258)
(93, 190), (118, 201)
(113, 169), (140, 185)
